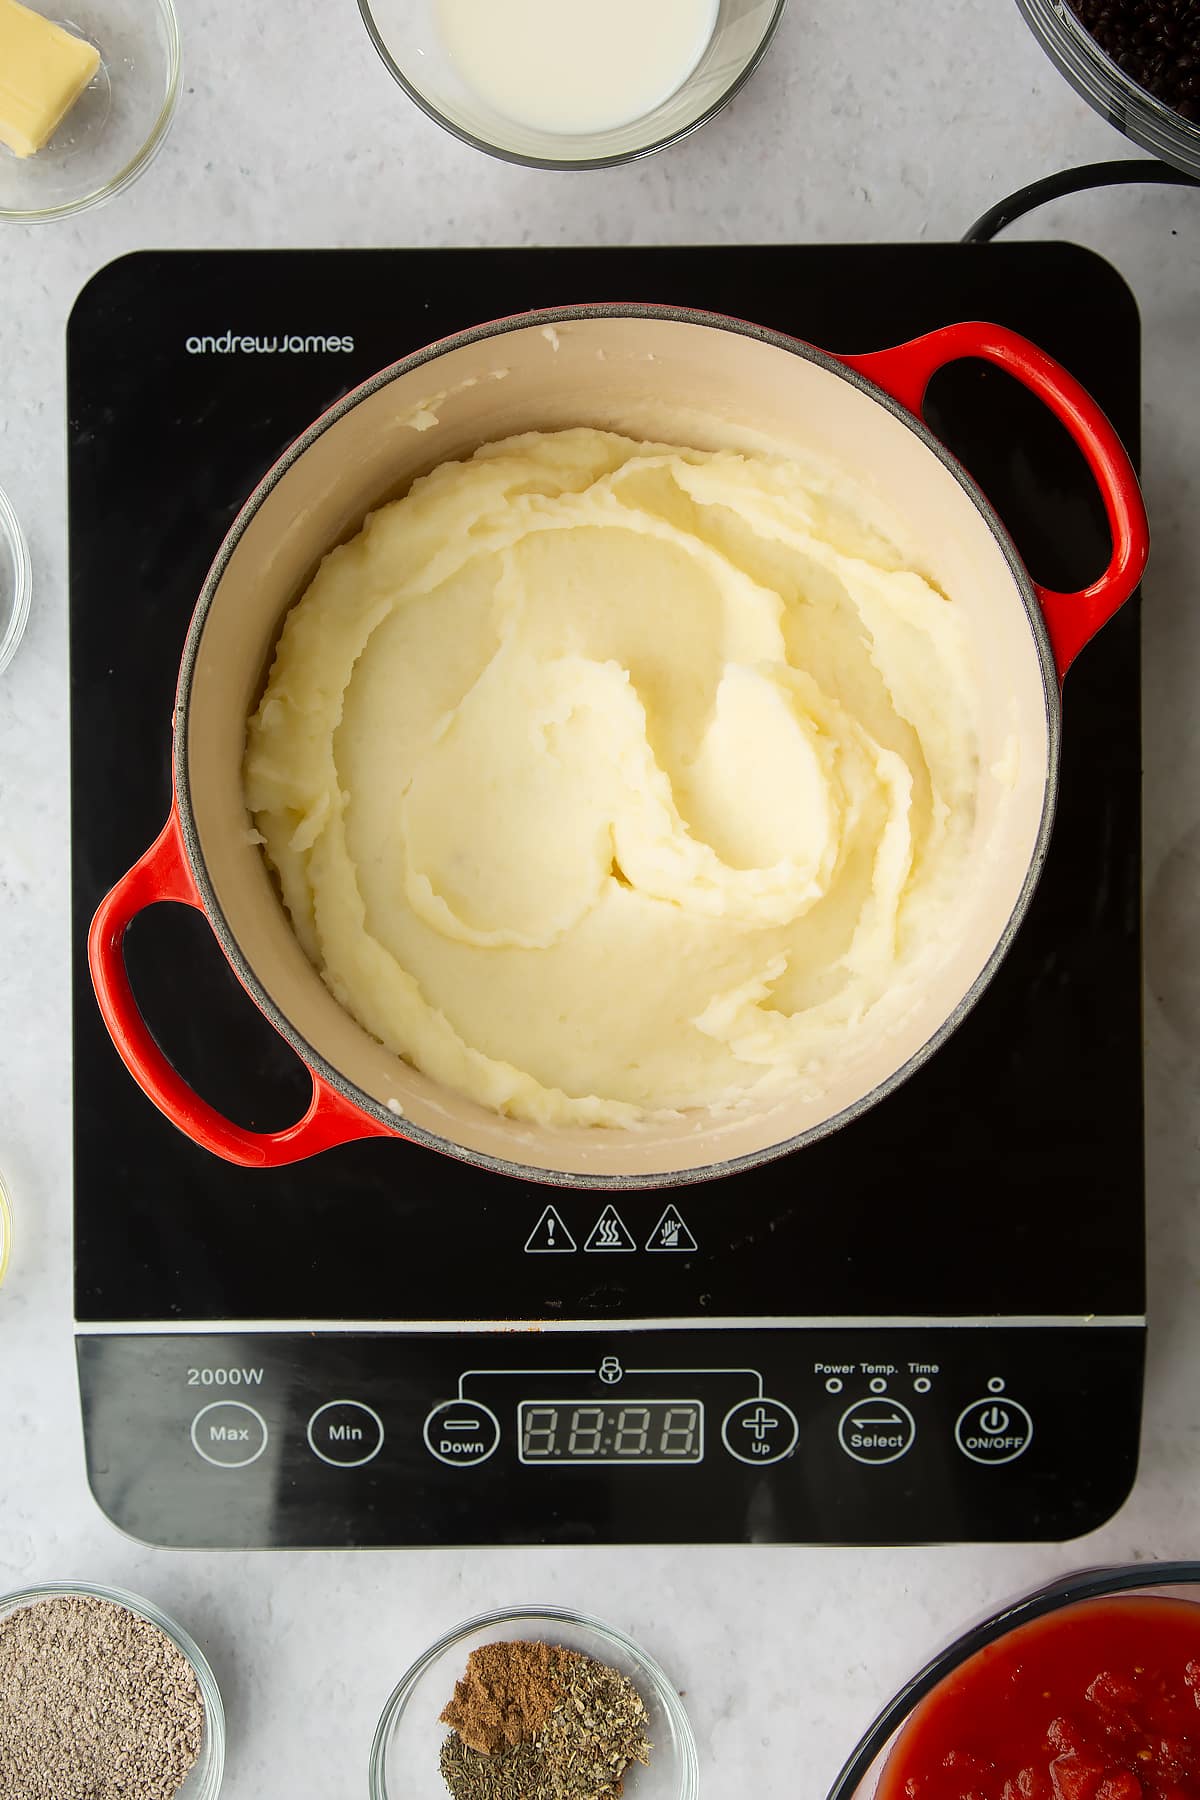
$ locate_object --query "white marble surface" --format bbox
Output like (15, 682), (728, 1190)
(2, 2), (1200, 1797)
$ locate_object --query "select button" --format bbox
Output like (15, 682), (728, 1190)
(838, 1397), (916, 1465)
(307, 1400), (385, 1468)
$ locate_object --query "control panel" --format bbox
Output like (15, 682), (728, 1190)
(77, 1325), (1143, 1548)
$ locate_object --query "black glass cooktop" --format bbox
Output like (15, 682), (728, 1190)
(68, 246), (1145, 1546)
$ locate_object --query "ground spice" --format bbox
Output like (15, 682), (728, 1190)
(439, 1641), (651, 1800)
(0, 1594), (205, 1800)
(441, 1640), (567, 1754)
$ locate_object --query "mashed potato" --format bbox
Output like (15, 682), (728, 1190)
(243, 429), (979, 1127)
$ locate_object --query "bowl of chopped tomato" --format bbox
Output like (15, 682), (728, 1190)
(828, 1564), (1200, 1800)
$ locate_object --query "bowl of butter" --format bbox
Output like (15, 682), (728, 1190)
(0, 0), (179, 221)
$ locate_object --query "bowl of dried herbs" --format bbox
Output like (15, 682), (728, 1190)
(368, 1604), (698, 1800)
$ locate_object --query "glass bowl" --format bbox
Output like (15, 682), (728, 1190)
(0, 484), (32, 674)
(0, 0), (181, 222)
(0, 1165), (11, 1288)
(826, 1561), (1200, 1800)
(357, 0), (788, 169)
(369, 1604), (699, 1800)
(1015, 0), (1200, 178)
(0, 1580), (225, 1798)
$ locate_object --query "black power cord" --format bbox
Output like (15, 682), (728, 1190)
(961, 157), (1200, 242)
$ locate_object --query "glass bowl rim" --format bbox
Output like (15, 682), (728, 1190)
(356, 0), (789, 170)
(0, 1166), (10, 1286)
(0, 1579), (226, 1798)
(368, 1601), (700, 1800)
(825, 1561), (1200, 1800)
(1014, 0), (1200, 176)
(0, 482), (32, 674)
(0, 1165), (10, 1286)
(0, 0), (182, 224)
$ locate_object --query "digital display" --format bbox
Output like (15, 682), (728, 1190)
(518, 1400), (704, 1464)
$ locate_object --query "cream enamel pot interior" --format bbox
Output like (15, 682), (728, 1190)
(88, 307), (1149, 1188)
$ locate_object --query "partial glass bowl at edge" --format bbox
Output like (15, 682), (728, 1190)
(0, 0), (180, 222)
(0, 484), (32, 674)
(825, 1562), (1200, 1800)
(1015, 0), (1200, 177)
(357, 0), (788, 169)
(0, 1165), (11, 1287)
(0, 1581), (225, 1799)
(370, 1605), (699, 1800)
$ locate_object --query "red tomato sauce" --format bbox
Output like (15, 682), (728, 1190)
(875, 1597), (1200, 1800)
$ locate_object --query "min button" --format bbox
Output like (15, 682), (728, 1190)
(307, 1400), (385, 1468)
(190, 1401), (268, 1469)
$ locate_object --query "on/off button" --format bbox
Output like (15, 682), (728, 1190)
(955, 1397), (1034, 1465)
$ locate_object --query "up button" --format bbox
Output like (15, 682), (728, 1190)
(955, 1395), (1033, 1465)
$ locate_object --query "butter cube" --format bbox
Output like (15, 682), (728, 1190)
(0, 0), (101, 158)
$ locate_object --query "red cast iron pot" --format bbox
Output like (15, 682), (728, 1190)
(87, 306), (1149, 1188)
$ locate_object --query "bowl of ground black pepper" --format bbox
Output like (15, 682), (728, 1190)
(1016, 0), (1200, 175)
(369, 1605), (698, 1800)
(0, 1581), (225, 1800)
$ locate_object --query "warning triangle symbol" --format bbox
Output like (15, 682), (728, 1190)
(584, 1204), (637, 1252)
(645, 1206), (698, 1253)
(524, 1205), (576, 1253)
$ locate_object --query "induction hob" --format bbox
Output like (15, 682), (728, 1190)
(69, 245), (1145, 1548)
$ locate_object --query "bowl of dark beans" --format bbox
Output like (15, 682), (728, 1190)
(1015, 0), (1200, 175)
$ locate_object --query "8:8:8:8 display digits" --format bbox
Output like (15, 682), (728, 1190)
(518, 1400), (703, 1462)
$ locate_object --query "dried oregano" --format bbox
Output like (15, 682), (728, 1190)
(439, 1641), (652, 1800)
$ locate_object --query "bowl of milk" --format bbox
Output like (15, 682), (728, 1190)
(357, 0), (788, 167)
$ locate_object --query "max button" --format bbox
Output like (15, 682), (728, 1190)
(307, 1400), (385, 1468)
(190, 1401), (268, 1469)
(955, 1397), (1033, 1464)
(838, 1397), (916, 1465)
(423, 1400), (501, 1467)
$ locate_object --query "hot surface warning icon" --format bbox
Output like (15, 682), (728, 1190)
(524, 1205), (576, 1253)
(584, 1205), (636, 1252)
(645, 1207), (698, 1253)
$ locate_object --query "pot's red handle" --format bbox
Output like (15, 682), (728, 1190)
(835, 322), (1149, 682)
(87, 812), (396, 1168)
